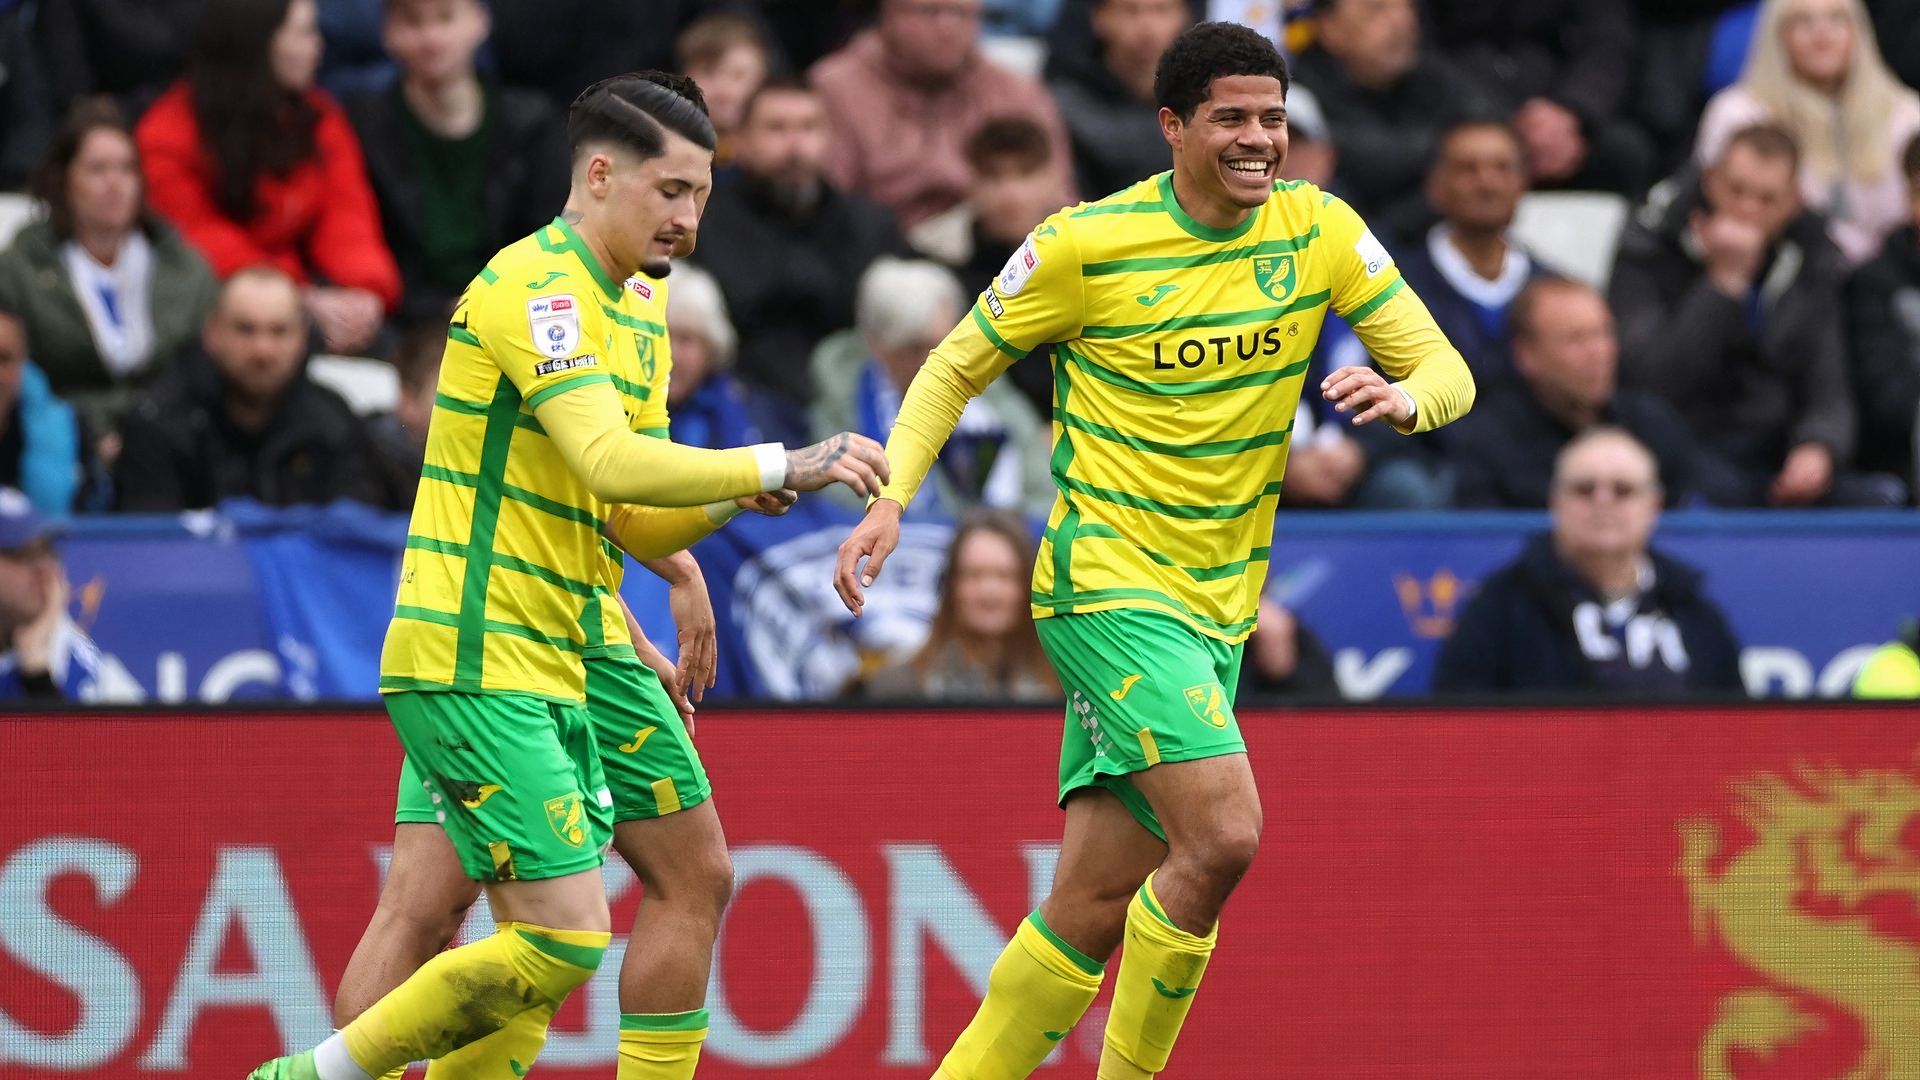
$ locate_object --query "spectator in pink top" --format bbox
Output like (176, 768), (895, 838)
(808, 0), (1076, 229)
(1694, 0), (1920, 266)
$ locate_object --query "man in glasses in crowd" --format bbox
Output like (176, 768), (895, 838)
(1433, 426), (1746, 697)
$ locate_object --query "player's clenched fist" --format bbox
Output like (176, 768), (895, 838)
(1320, 365), (1414, 427)
(785, 432), (891, 497)
(834, 497), (902, 617)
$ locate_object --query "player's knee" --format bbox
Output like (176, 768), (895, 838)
(1187, 820), (1261, 888)
(691, 844), (735, 921)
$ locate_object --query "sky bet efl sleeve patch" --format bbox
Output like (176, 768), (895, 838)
(527, 294), (582, 357)
(997, 234), (1041, 297)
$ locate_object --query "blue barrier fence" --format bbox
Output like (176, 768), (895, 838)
(49, 502), (1920, 703)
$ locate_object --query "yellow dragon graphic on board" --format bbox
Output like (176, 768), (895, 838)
(1678, 765), (1920, 1078)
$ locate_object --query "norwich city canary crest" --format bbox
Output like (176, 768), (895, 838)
(1184, 683), (1228, 728)
(545, 792), (587, 846)
(1253, 254), (1297, 302)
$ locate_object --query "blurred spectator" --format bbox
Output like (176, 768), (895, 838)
(1046, 0), (1192, 200)
(137, 0), (401, 356)
(1044, 0), (1203, 86)
(317, 0), (394, 100)
(1237, 596), (1338, 701)
(34, 0), (204, 118)
(1277, 84), (1336, 189)
(486, 0), (717, 111)
(365, 321), (439, 510)
(1433, 427), (1745, 697)
(1612, 124), (1888, 506)
(1394, 121), (1550, 386)
(1631, 0), (1758, 173)
(0, 306), (89, 516)
(1449, 278), (1708, 508)
(809, 0), (1076, 229)
(1290, 0), (1500, 242)
(909, 118), (1064, 416)
(114, 267), (382, 512)
(811, 257), (1052, 516)
(1695, 0), (1920, 265)
(1844, 133), (1920, 497)
(1426, 0), (1653, 193)
(345, 0), (569, 327)
(0, 98), (219, 438)
(0, 0), (51, 188)
(662, 265), (802, 449)
(863, 509), (1059, 702)
(677, 13), (774, 170)
(691, 79), (905, 406)
(0, 488), (129, 702)
(1867, 0), (1920, 92)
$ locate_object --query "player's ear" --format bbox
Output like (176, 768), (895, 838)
(1159, 106), (1183, 151)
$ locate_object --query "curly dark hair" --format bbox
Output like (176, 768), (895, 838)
(187, 0), (319, 223)
(1153, 21), (1291, 122)
(569, 70), (716, 162)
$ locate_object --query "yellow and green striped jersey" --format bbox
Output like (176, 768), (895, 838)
(585, 271), (674, 659)
(880, 174), (1474, 644)
(381, 217), (671, 702)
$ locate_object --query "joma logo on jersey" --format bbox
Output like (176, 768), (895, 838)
(1253, 254), (1297, 302)
(1153, 326), (1290, 370)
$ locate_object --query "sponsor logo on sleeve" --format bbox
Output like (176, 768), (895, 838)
(533, 354), (599, 377)
(997, 234), (1041, 297)
(1355, 229), (1393, 278)
(527, 293), (581, 356)
(984, 285), (1005, 318)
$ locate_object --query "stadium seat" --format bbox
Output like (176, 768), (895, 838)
(309, 353), (399, 416)
(0, 193), (40, 250)
(1511, 191), (1631, 291)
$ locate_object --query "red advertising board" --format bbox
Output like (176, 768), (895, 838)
(4, 706), (1919, 1077)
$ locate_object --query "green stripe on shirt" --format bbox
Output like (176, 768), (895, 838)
(1079, 228), (1322, 276)
(1080, 290), (1331, 339)
(1057, 346), (1309, 398)
(1053, 409), (1294, 457)
(1057, 475), (1285, 519)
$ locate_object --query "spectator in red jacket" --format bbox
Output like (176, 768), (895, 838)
(136, 0), (400, 356)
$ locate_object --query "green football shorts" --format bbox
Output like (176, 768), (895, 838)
(1039, 607), (1248, 841)
(385, 688), (611, 882)
(395, 655), (710, 840)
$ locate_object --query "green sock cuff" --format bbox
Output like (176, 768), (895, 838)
(1135, 877), (1179, 930)
(513, 926), (609, 970)
(1025, 911), (1105, 976)
(1136, 875), (1218, 946)
(620, 1009), (711, 1033)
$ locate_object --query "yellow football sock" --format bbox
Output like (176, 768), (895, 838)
(934, 912), (1105, 1080)
(340, 921), (608, 1076)
(1097, 874), (1217, 1079)
(617, 1009), (709, 1079)
(423, 998), (555, 1078)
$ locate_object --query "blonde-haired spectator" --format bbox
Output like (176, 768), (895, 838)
(1694, 0), (1920, 265)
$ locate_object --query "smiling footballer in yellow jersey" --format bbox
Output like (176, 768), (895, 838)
(838, 23), (1473, 1080)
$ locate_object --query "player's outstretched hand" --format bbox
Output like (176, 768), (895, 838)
(835, 498), (903, 617)
(1321, 365), (1413, 427)
(737, 489), (798, 516)
(785, 433), (890, 498)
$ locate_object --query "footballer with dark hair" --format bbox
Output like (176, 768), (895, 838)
(838, 23), (1476, 1079)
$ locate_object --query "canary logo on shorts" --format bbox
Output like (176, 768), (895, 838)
(617, 726), (656, 754)
(545, 793), (588, 846)
(1184, 684), (1228, 728)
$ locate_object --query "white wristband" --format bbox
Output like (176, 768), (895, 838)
(750, 442), (786, 492)
(1393, 386), (1417, 421)
(701, 500), (743, 526)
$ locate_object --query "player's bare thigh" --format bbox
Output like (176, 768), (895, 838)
(335, 822), (478, 1025)
(1129, 752), (1262, 931)
(1038, 788), (1167, 962)
(612, 798), (733, 908)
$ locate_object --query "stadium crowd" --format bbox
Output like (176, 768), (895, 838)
(0, 0), (1915, 702)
